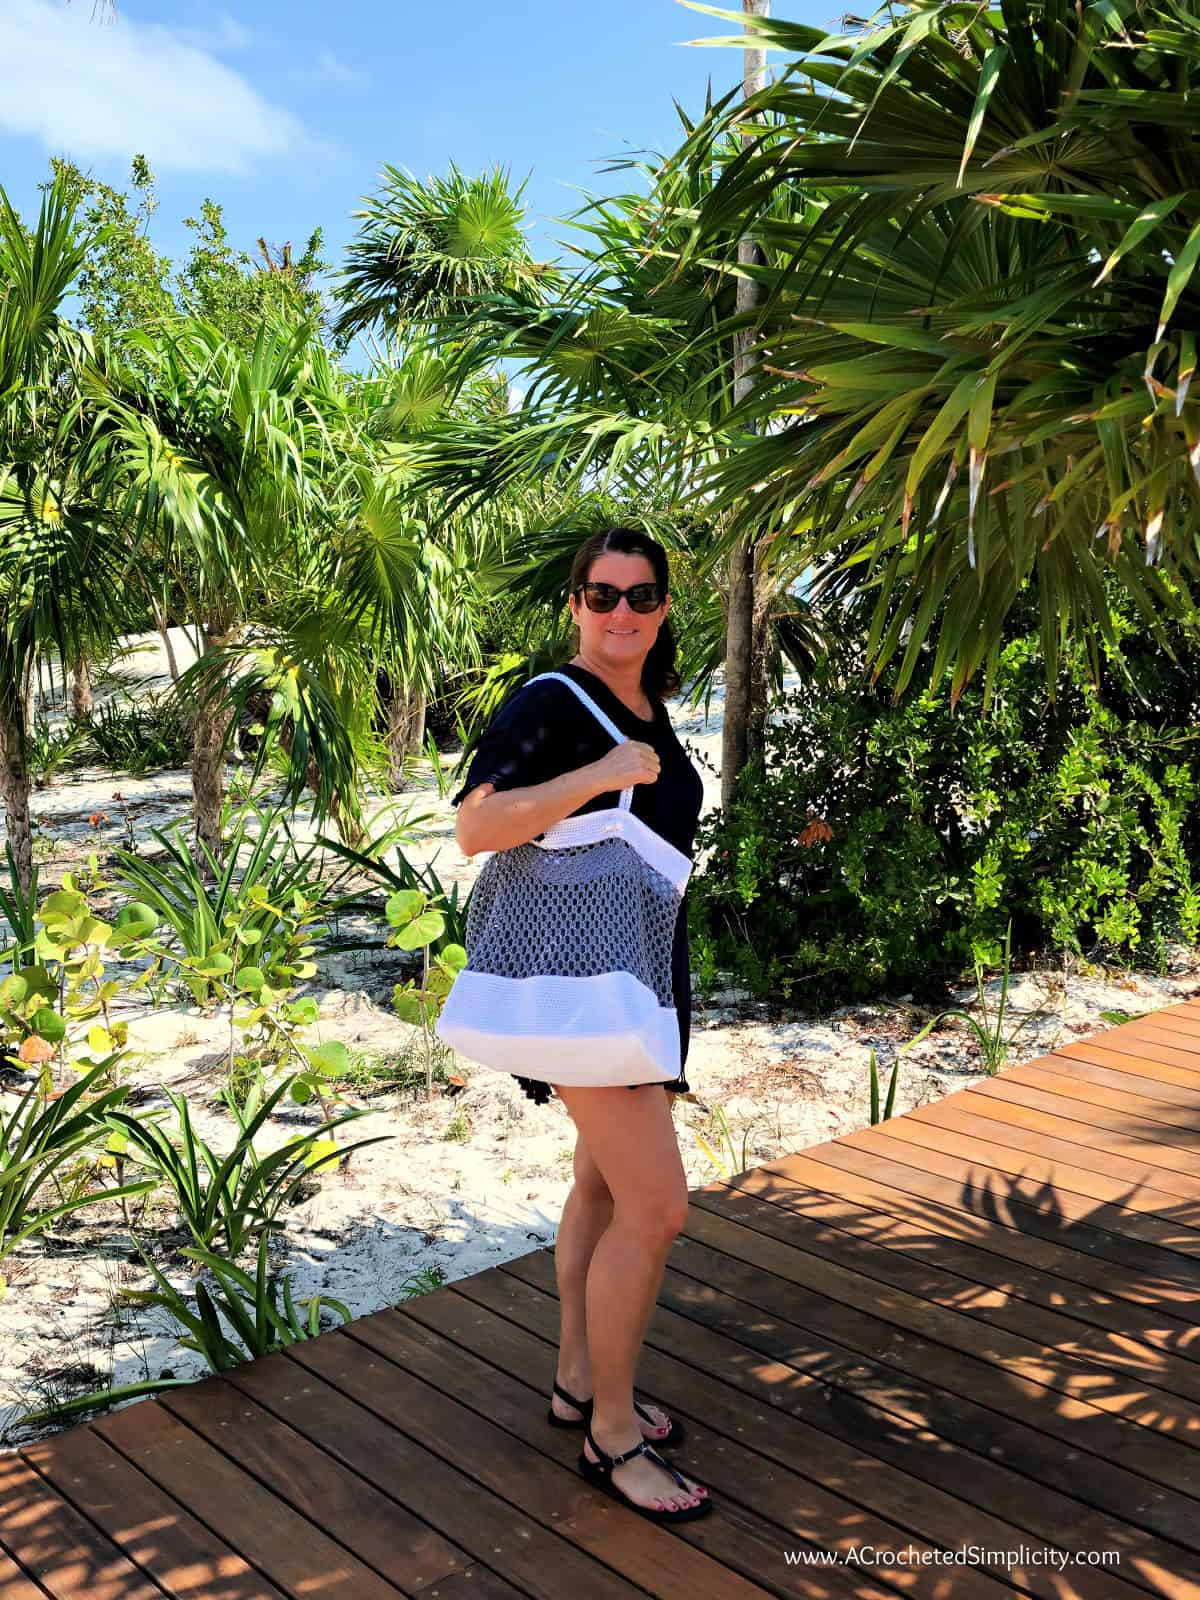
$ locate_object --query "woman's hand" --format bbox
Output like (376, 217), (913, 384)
(588, 740), (661, 793)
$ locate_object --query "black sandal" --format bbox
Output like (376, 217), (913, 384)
(578, 1422), (711, 1523)
(547, 1381), (686, 1447)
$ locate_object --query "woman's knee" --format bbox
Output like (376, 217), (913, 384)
(616, 1183), (689, 1247)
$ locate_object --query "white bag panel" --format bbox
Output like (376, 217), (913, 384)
(532, 808), (691, 892)
(435, 968), (681, 1085)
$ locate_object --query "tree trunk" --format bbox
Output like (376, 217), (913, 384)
(22, 655), (37, 742)
(748, 578), (774, 767)
(191, 622), (237, 860)
(385, 678), (427, 791)
(0, 687), (33, 895)
(151, 599), (181, 686)
(721, 0), (769, 813)
(70, 654), (93, 721)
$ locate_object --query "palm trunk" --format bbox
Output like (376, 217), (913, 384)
(22, 655), (37, 742)
(748, 580), (774, 767)
(70, 653), (93, 721)
(0, 685), (33, 895)
(721, 0), (770, 811)
(385, 678), (426, 791)
(191, 622), (237, 859)
(152, 600), (181, 686)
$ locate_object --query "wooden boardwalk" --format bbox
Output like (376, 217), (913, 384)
(5, 1000), (1200, 1599)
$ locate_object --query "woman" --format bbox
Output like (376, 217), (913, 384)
(451, 526), (711, 1523)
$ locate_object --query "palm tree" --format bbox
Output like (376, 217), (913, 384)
(654, 0), (1200, 700)
(334, 163), (553, 344)
(0, 177), (133, 892)
(83, 317), (328, 852)
(382, 137), (828, 763)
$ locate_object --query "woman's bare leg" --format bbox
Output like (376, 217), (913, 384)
(550, 1134), (677, 1441)
(553, 1083), (706, 1513)
(551, 1135), (612, 1404)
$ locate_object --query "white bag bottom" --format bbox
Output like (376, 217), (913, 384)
(434, 969), (681, 1086)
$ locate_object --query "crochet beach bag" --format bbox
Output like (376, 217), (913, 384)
(434, 672), (692, 1087)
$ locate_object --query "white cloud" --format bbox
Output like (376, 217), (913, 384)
(0, 0), (304, 174)
(176, 16), (255, 54)
(291, 50), (367, 88)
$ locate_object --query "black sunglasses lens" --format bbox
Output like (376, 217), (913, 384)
(581, 582), (662, 612)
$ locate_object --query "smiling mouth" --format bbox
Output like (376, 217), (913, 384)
(607, 629), (637, 635)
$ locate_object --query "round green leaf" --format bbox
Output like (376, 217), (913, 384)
(393, 910), (445, 950)
(304, 1040), (350, 1077)
(385, 890), (422, 926)
(31, 1007), (66, 1043)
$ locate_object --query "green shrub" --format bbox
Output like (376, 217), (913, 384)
(692, 597), (1200, 1006)
(86, 692), (192, 775)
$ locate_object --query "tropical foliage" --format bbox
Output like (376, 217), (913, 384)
(654, 0), (1200, 699)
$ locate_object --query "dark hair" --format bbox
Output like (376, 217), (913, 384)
(566, 526), (681, 701)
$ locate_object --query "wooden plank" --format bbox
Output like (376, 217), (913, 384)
(688, 1159), (1200, 1387)
(1057, 1040), (1200, 1093)
(402, 1267), (1120, 1600)
(410, 1571), (530, 1600)
(642, 1234), (1200, 1510)
(22, 1423), (287, 1600)
(759, 1144), (1200, 1316)
(0, 1549), (50, 1600)
(94, 1394), (401, 1599)
(1119, 1018), (1200, 1053)
(484, 1259), (1200, 1600)
(999, 1058), (1200, 1139)
(507, 1227), (1200, 1560)
(0, 1452), (164, 1600)
(683, 1177), (1200, 1413)
(844, 1115), (1200, 1236)
(224, 1352), (548, 1600)
(346, 1293), (906, 1600)
(161, 1372), (483, 1599)
(965, 1075), (1200, 1172)
(1126, 1012), (1200, 1044)
(831, 1121), (1200, 1261)
(909, 1096), (1200, 1201)
(283, 1321), (775, 1600)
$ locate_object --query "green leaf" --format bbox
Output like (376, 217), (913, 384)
(385, 889), (423, 926)
(1158, 218), (1200, 339)
(304, 1040), (350, 1078)
(391, 910), (445, 950)
(957, 45), (1007, 188)
(1095, 192), (1191, 286)
(236, 967), (265, 992)
(31, 1007), (65, 1043)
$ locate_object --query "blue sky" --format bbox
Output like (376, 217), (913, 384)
(0, 0), (820, 303)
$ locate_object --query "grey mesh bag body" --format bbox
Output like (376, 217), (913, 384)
(434, 672), (692, 1086)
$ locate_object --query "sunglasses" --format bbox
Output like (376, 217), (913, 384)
(575, 581), (665, 614)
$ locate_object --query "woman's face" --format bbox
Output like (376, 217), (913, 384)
(568, 551), (670, 668)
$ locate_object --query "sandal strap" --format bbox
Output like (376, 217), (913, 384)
(632, 1397), (667, 1428)
(640, 1444), (690, 1492)
(585, 1426), (689, 1481)
(552, 1380), (592, 1411)
(585, 1423), (650, 1470)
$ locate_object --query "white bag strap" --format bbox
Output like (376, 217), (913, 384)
(529, 671), (635, 811)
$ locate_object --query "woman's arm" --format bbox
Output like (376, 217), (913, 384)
(455, 763), (610, 857)
(455, 738), (661, 858)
